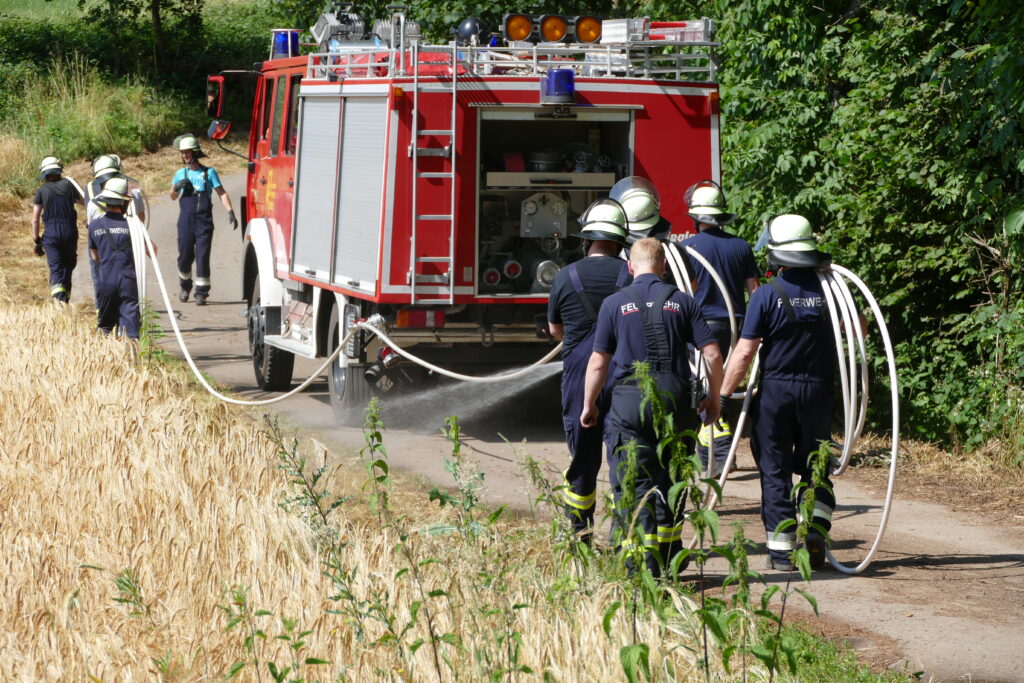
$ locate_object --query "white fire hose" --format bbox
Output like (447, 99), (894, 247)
(134, 219), (563, 407)
(664, 247), (901, 575)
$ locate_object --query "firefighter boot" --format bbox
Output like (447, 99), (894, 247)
(805, 532), (827, 570)
(765, 553), (795, 572)
(195, 294), (208, 306)
(179, 290), (189, 303)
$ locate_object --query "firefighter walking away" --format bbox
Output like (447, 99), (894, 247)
(582, 237), (723, 578)
(547, 198), (632, 544)
(721, 214), (844, 572)
(31, 156), (85, 303)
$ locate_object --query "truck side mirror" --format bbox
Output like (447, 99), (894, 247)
(206, 75), (225, 118)
(207, 119), (232, 140)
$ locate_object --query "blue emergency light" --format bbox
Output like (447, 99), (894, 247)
(540, 68), (575, 104)
(271, 29), (300, 59)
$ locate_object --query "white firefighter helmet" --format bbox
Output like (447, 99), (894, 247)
(175, 134), (206, 158)
(39, 156), (63, 180)
(761, 214), (831, 268)
(96, 176), (130, 207)
(92, 154), (122, 179)
(609, 176), (666, 243)
(685, 179), (736, 226)
(574, 198), (629, 247)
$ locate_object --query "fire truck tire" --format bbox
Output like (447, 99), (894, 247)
(247, 279), (294, 391)
(328, 305), (373, 416)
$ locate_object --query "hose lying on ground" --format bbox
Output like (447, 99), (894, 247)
(134, 219), (562, 407)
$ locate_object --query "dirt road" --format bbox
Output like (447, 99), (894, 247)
(72, 174), (1024, 682)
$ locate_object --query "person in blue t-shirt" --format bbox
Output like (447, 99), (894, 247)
(582, 237), (723, 578)
(720, 214), (838, 572)
(547, 199), (632, 542)
(679, 180), (760, 477)
(170, 134), (237, 305)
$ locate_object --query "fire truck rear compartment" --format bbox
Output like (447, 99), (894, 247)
(476, 111), (632, 296)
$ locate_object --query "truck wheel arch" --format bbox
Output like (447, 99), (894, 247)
(242, 218), (284, 309)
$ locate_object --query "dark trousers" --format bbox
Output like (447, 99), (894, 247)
(605, 383), (696, 577)
(177, 208), (214, 297)
(96, 281), (140, 338)
(750, 378), (836, 561)
(560, 341), (606, 535)
(42, 227), (77, 303)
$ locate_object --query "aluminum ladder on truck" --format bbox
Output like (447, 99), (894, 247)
(408, 42), (458, 305)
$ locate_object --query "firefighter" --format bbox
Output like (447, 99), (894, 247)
(581, 237), (723, 577)
(547, 198), (632, 542)
(680, 180), (760, 477)
(31, 156), (85, 303)
(87, 154), (146, 224)
(86, 155), (146, 293)
(88, 178), (144, 338)
(719, 214), (836, 571)
(609, 176), (671, 245)
(169, 134), (238, 305)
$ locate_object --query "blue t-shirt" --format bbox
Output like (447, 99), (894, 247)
(679, 228), (759, 320)
(741, 269), (835, 382)
(171, 166), (222, 193)
(547, 255), (632, 355)
(593, 273), (715, 385)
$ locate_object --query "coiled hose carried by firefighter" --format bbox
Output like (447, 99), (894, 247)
(662, 241), (901, 575)
(132, 219), (563, 408)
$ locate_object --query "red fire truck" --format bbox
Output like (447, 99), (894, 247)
(205, 6), (721, 415)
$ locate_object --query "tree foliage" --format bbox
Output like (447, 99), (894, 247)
(715, 0), (1023, 451)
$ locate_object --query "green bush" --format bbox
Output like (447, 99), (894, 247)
(714, 0), (1024, 454)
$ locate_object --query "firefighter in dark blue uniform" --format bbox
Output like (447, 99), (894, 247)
(720, 214), (837, 571)
(86, 155), (147, 294)
(679, 180), (760, 476)
(170, 134), (237, 305)
(547, 199), (632, 541)
(582, 237), (724, 577)
(608, 176), (672, 245)
(31, 157), (84, 302)
(88, 178), (144, 338)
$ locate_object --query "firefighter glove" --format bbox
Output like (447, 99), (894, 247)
(173, 178), (193, 193)
(228, 210), (238, 231)
(719, 393), (729, 413)
(33, 237), (44, 257)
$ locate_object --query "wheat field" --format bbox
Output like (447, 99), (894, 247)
(0, 272), (728, 681)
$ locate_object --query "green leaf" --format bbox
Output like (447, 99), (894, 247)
(486, 505), (506, 525)
(1006, 208), (1024, 235)
(795, 588), (819, 615)
(226, 660), (246, 678)
(602, 601), (622, 637)
(619, 643), (650, 683)
(304, 657), (331, 665)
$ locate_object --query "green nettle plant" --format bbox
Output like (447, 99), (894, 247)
(253, 390), (857, 680)
(623, 360), (829, 681)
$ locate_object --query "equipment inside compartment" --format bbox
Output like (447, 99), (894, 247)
(477, 116), (631, 295)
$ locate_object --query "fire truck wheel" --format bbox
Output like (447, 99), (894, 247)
(328, 304), (373, 416)
(247, 278), (295, 391)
